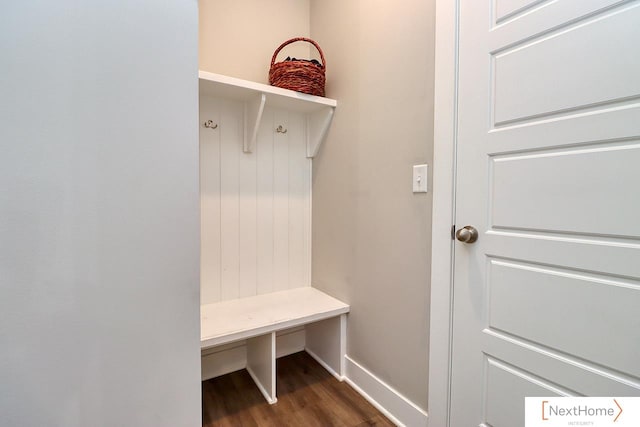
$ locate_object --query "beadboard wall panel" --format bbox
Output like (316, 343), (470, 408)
(200, 95), (224, 304)
(200, 99), (311, 304)
(257, 108), (276, 296)
(239, 124), (258, 298)
(220, 101), (242, 301)
(288, 111), (309, 290)
(273, 110), (291, 292)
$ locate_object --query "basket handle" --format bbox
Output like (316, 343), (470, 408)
(270, 37), (326, 71)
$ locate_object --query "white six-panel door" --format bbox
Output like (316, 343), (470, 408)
(451, 0), (640, 425)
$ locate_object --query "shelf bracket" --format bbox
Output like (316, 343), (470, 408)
(306, 107), (335, 158)
(244, 93), (266, 153)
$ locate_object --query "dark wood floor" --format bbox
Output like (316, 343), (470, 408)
(202, 351), (395, 427)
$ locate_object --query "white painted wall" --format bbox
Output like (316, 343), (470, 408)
(0, 2), (200, 426)
(310, 0), (435, 411)
(199, 0), (311, 83)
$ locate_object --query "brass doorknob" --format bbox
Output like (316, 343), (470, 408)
(455, 226), (478, 243)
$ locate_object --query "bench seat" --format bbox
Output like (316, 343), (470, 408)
(201, 287), (349, 349)
(200, 287), (350, 404)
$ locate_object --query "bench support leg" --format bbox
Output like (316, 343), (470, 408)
(305, 313), (347, 381)
(246, 332), (277, 404)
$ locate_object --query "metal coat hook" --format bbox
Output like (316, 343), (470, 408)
(203, 120), (218, 129)
(276, 125), (288, 134)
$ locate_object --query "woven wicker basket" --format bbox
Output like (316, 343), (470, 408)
(269, 37), (326, 97)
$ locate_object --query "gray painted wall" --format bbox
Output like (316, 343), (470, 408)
(310, 0), (435, 409)
(199, 0), (311, 84)
(0, 2), (201, 425)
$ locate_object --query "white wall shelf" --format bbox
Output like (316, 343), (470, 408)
(199, 70), (336, 158)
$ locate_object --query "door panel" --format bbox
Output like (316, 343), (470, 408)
(488, 259), (640, 376)
(490, 142), (640, 237)
(485, 357), (567, 426)
(495, 0), (550, 23)
(493, 5), (640, 125)
(451, 0), (640, 425)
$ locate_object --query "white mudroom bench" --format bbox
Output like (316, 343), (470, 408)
(200, 287), (349, 404)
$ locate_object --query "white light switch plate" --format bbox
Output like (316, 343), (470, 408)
(413, 164), (428, 193)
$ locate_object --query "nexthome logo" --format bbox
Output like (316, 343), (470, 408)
(541, 399), (622, 422)
(525, 397), (640, 427)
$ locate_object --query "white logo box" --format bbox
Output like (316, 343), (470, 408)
(525, 397), (640, 427)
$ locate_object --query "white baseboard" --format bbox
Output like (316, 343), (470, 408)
(201, 343), (246, 380)
(344, 356), (428, 427)
(306, 347), (344, 381)
(276, 328), (306, 358)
